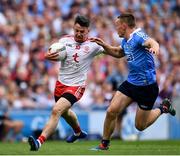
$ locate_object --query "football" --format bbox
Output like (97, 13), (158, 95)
(49, 42), (67, 61)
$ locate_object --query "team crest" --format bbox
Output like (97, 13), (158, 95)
(84, 46), (90, 53)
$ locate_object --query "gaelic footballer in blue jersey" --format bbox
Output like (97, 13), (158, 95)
(90, 13), (176, 150)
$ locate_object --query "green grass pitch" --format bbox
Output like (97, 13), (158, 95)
(0, 140), (180, 155)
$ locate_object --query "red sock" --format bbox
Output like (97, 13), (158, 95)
(38, 135), (46, 144)
(73, 126), (81, 134)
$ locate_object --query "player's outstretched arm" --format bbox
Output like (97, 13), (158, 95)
(45, 50), (60, 61)
(144, 38), (159, 55)
(90, 37), (124, 58)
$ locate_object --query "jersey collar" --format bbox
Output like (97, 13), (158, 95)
(127, 28), (141, 42)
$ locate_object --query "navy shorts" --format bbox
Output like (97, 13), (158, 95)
(118, 81), (159, 110)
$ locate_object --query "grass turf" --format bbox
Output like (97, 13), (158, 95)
(0, 140), (180, 155)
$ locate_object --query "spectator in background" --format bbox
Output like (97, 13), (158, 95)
(0, 85), (24, 142)
(0, 0), (179, 110)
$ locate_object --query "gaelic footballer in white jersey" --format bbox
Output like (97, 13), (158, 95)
(58, 35), (104, 86)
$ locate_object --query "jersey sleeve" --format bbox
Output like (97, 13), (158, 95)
(58, 37), (67, 44)
(136, 30), (150, 45)
(93, 43), (104, 56)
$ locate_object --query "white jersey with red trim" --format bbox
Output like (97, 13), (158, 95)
(58, 35), (104, 86)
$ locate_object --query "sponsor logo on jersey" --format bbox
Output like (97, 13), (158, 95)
(66, 44), (73, 47)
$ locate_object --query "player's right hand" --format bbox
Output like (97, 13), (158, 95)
(45, 50), (60, 61)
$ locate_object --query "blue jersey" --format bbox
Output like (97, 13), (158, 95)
(121, 28), (156, 86)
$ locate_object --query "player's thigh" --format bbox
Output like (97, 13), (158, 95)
(135, 107), (151, 125)
(108, 91), (133, 114)
(53, 97), (72, 115)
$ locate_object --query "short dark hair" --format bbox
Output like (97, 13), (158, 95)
(117, 13), (136, 28)
(74, 15), (90, 27)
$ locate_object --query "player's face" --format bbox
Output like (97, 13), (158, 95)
(115, 19), (126, 37)
(73, 23), (89, 43)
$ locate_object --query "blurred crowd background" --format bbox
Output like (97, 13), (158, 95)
(0, 0), (180, 141)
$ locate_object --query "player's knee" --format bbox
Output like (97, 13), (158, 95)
(135, 122), (146, 131)
(61, 111), (69, 119)
(107, 107), (119, 119)
(52, 106), (62, 117)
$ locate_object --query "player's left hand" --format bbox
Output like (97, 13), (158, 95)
(149, 48), (159, 55)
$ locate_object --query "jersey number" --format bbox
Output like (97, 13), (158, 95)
(127, 54), (134, 61)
